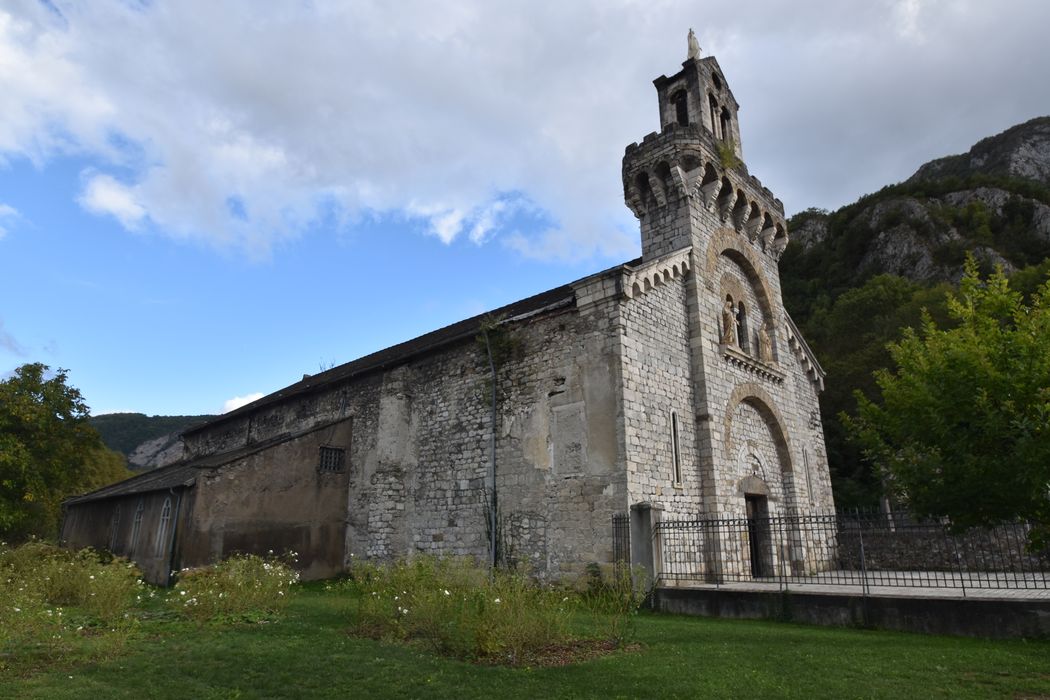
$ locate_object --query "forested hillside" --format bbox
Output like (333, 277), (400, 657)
(88, 413), (213, 471)
(781, 116), (1050, 506)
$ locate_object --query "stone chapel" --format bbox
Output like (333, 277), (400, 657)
(62, 43), (834, 585)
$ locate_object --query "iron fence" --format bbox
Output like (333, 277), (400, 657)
(654, 510), (1050, 592)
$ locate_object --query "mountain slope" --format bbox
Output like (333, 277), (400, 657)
(89, 413), (214, 471)
(780, 116), (1050, 506)
(909, 116), (1050, 187)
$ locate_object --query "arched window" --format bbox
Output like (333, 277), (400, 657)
(737, 303), (750, 353)
(108, 505), (121, 552)
(672, 90), (689, 126)
(720, 107), (732, 142)
(671, 411), (682, 485)
(803, 447), (814, 504)
(154, 497), (172, 557)
(130, 498), (144, 553)
(708, 94), (720, 137)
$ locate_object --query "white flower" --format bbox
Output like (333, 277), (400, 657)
(494, 598), (501, 604)
(13, 607), (20, 613)
(443, 589), (450, 596)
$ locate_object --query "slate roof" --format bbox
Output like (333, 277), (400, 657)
(64, 462), (199, 506)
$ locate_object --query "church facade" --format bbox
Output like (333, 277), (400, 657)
(62, 48), (833, 585)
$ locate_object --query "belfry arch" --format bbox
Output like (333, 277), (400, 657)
(704, 229), (778, 324)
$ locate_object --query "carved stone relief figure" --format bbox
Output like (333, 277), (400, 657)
(758, 323), (773, 362)
(721, 299), (737, 346)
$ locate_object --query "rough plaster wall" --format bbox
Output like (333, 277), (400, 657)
(183, 418), (353, 580)
(184, 381), (370, 457)
(620, 276), (700, 519)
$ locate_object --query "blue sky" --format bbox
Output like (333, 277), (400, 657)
(2, 0), (1049, 416)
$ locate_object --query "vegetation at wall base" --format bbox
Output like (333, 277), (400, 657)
(0, 542), (300, 678)
(2, 576), (1049, 698)
(170, 551), (300, 624)
(342, 556), (646, 666)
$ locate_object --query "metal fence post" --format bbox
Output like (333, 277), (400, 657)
(858, 523), (870, 598)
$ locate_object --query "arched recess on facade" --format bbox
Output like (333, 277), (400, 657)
(704, 229), (777, 323)
(723, 383), (796, 505)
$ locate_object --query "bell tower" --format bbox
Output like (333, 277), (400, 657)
(622, 39), (788, 263)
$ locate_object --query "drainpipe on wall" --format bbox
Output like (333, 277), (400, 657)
(482, 327), (498, 571)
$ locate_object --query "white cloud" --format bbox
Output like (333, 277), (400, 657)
(0, 203), (18, 239)
(0, 0), (1048, 260)
(0, 318), (26, 356)
(77, 173), (146, 228)
(222, 392), (264, 414)
(892, 0), (928, 42)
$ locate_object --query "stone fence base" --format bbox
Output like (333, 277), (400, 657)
(653, 586), (1050, 639)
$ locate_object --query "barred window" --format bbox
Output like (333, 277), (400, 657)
(318, 446), (346, 473)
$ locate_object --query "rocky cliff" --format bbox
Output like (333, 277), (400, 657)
(89, 413), (213, 471)
(909, 117), (1050, 187)
(780, 116), (1050, 507)
(784, 117), (1050, 296)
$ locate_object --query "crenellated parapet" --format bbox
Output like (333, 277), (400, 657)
(621, 246), (692, 299)
(622, 122), (789, 261)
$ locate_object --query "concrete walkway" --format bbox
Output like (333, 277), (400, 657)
(659, 570), (1050, 600)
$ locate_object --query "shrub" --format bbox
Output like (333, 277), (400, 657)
(0, 540), (140, 622)
(577, 563), (650, 646)
(171, 552), (300, 623)
(0, 540), (142, 670)
(347, 557), (575, 663)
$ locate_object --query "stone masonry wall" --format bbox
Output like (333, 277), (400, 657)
(620, 275), (700, 519)
(182, 276), (628, 581)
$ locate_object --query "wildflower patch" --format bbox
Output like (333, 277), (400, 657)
(343, 557), (646, 666)
(170, 551), (300, 623)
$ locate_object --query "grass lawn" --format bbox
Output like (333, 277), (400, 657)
(4, 584), (1049, 699)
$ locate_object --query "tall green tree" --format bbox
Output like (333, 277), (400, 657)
(0, 363), (130, 540)
(802, 274), (951, 506)
(847, 260), (1050, 546)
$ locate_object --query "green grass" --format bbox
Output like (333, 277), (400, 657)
(4, 584), (1049, 699)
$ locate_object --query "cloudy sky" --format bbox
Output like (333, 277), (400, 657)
(1, 0), (1048, 416)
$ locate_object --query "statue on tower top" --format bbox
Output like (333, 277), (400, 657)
(687, 28), (701, 59)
